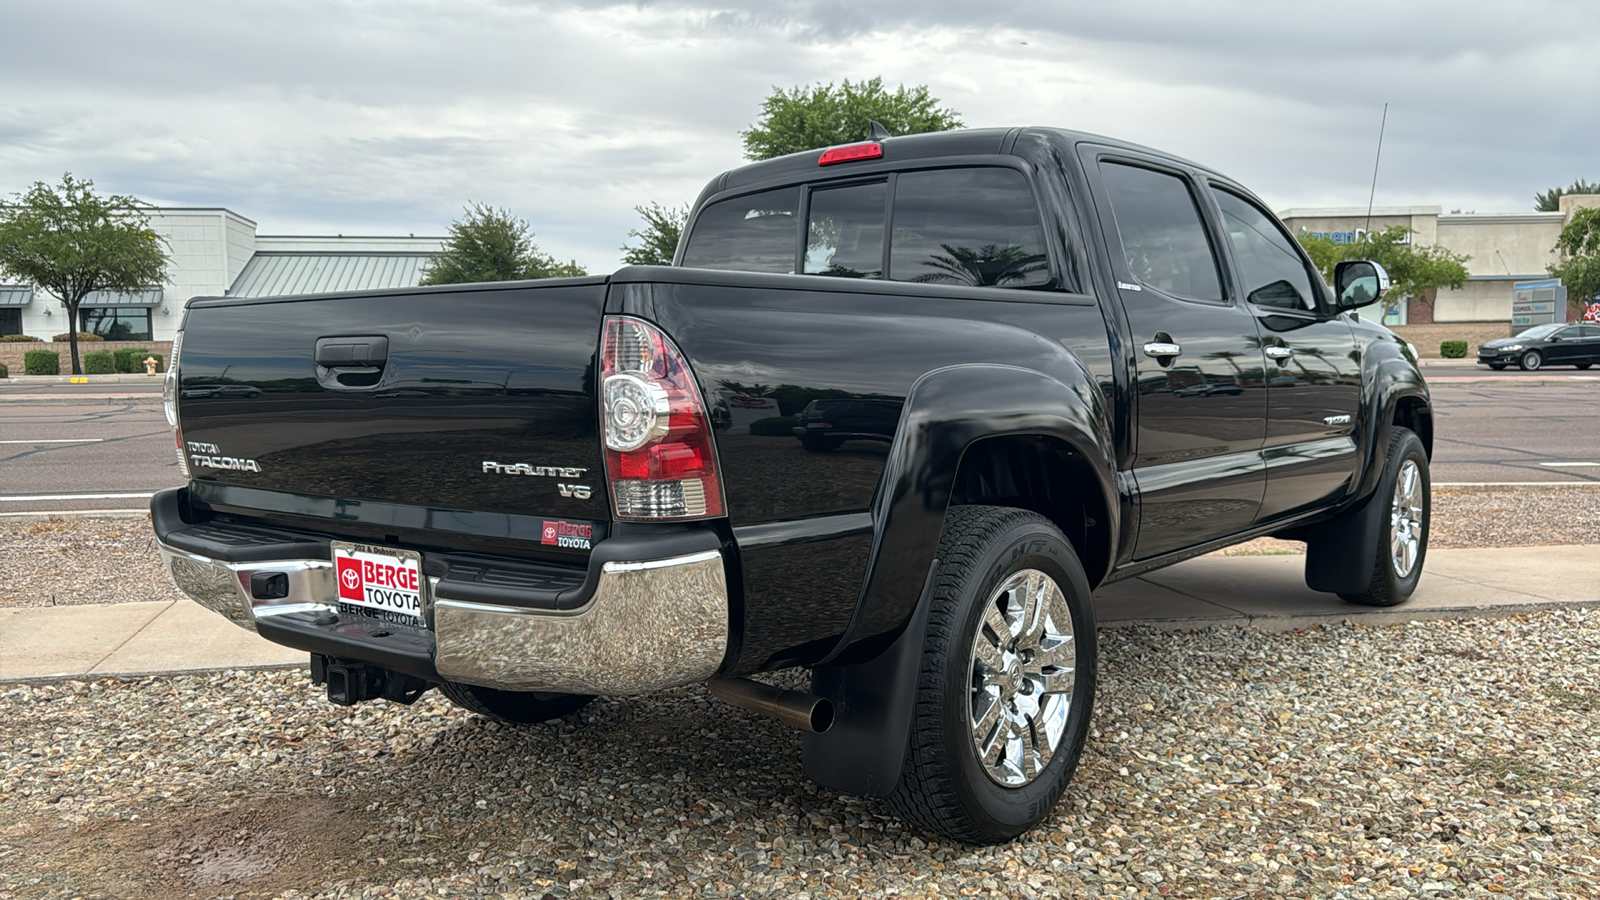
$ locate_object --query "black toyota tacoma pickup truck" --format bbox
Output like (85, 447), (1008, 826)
(152, 126), (1431, 843)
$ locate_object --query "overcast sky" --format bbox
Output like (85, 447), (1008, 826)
(4, 0), (1597, 272)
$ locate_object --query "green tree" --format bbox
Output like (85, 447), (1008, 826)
(619, 202), (688, 266)
(1296, 225), (1470, 316)
(740, 77), (963, 161)
(0, 173), (170, 375)
(1549, 206), (1600, 314)
(1534, 179), (1600, 212)
(419, 203), (585, 285)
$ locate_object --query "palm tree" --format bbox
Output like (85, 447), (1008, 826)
(913, 243), (1047, 287)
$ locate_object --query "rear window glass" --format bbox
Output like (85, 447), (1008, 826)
(890, 169), (1050, 287)
(680, 168), (1052, 289)
(805, 182), (886, 278)
(680, 187), (799, 273)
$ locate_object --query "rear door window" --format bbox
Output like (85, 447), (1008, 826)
(1098, 162), (1224, 302)
(680, 187), (800, 273)
(889, 168), (1050, 287)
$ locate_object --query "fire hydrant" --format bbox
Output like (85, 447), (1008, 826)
(143, 355), (159, 376)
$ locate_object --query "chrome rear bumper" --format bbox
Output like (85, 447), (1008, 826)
(158, 542), (729, 696)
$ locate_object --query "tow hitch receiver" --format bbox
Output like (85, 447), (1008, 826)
(311, 654), (431, 706)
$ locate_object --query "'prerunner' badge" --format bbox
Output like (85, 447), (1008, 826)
(542, 520), (593, 550)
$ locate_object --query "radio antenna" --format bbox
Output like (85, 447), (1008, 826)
(1363, 103), (1389, 238)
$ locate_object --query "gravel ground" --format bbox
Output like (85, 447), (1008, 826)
(2, 609), (1597, 898)
(0, 516), (176, 608)
(5, 487), (1595, 610)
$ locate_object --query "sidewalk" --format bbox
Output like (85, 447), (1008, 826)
(3, 544), (1596, 682)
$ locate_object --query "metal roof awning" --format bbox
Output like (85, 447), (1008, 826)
(0, 285), (34, 307)
(228, 252), (436, 298)
(80, 288), (164, 308)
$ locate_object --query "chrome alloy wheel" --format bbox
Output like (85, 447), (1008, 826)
(1390, 458), (1424, 579)
(968, 568), (1076, 787)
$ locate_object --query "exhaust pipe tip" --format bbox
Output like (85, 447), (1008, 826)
(707, 676), (834, 733)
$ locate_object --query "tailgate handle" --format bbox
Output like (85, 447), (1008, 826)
(315, 336), (389, 368)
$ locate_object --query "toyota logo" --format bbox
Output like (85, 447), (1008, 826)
(341, 568), (361, 590)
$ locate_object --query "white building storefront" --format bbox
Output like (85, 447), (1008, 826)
(1, 208), (441, 344)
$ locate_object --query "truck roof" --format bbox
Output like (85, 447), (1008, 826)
(714, 126), (1224, 194)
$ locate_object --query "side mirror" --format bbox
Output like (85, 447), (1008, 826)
(1334, 260), (1390, 310)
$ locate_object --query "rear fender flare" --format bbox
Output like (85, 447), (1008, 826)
(803, 363), (1116, 797)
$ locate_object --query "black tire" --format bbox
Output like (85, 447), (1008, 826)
(437, 681), (594, 724)
(800, 435), (844, 453)
(1488, 363), (1507, 370)
(1577, 363), (1592, 370)
(885, 505), (1097, 844)
(1338, 427), (1430, 606)
(1520, 350), (1543, 371)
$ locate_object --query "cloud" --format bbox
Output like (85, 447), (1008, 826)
(2, 0), (1596, 272)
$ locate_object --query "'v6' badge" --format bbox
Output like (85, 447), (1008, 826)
(558, 483), (592, 500)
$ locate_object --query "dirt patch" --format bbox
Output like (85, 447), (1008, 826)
(10, 796), (385, 899)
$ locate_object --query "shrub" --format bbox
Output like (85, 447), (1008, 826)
(23, 349), (60, 375)
(748, 415), (799, 437)
(1440, 340), (1468, 358)
(113, 348), (150, 373)
(1, 334), (41, 342)
(82, 350), (116, 374)
(51, 332), (103, 342)
(0, 362), (8, 378)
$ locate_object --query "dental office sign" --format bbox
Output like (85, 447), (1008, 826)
(1511, 279), (1567, 328)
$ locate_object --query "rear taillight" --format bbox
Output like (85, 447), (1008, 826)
(600, 317), (724, 520)
(164, 332), (189, 479)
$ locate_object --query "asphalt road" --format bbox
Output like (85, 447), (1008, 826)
(0, 372), (1594, 516)
(0, 399), (182, 514)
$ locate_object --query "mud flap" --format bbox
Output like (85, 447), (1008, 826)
(802, 561), (937, 798)
(1304, 482), (1386, 595)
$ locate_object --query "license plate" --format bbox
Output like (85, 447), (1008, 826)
(332, 540), (427, 627)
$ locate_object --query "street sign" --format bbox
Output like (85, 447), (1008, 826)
(1511, 279), (1567, 327)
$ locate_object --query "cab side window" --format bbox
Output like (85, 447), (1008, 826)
(680, 187), (800, 274)
(889, 168), (1050, 288)
(1212, 188), (1318, 312)
(1098, 163), (1223, 302)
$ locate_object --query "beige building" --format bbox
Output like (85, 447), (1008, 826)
(1279, 195), (1598, 326)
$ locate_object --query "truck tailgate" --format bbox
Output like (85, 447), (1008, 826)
(176, 280), (609, 534)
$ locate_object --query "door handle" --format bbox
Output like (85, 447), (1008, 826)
(1143, 341), (1182, 360)
(315, 336), (389, 368)
(1265, 346), (1293, 360)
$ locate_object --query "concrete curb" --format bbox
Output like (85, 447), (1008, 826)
(0, 374), (164, 385)
(0, 393), (161, 405)
(1113, 598), (1600, 632)
(0, 509), (150, 522)
(1425, 376), (1600, 386)
(1434, 482), (1600, 491)
(4, 662), (308, 686)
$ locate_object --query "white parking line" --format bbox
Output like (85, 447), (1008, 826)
(0, 492), (157, 502)
(0, 438), (106, 444)
(1539, 461), (1600, 467)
